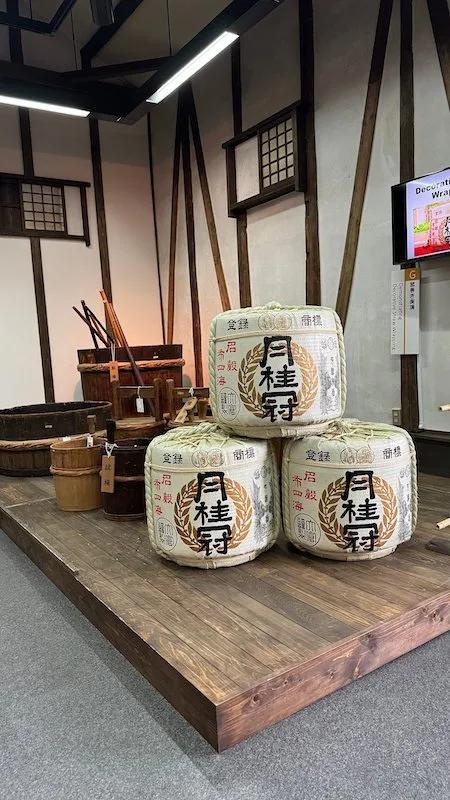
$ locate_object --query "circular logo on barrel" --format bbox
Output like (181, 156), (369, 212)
(318, 471), (398, 553)
(218, 387), (240, 420)
(294, 514), (320, 547)
(174, 472), (252, 557)
(156, 518), (177, 551)
(238, 339), (318, 421)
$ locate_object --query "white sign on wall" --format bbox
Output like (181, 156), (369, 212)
(391, 267), (420, 355)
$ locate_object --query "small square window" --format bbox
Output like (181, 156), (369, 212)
(24, 220), (35, 229)
(46, 222), (55, 230)
(286, 129), (293, 143)
(270, 162), (277, 174)
(32, 187), (42, 196)
(33, 203), (43, 212)
(262, 154), (269, 166)
(262, 165), (270, 178)
(43, 194), (52, 204)
(24, 212), (34, 221)
(55, 222), (64, 230)
(23, 202), (33, 211)
(262, 142), (269, 155)
(35, 221), (45, 230)
(278, 133), (286, 146)
(279, 146), (286, 158)
(279, 169), (287, 181)
(22, 193), (32, 202)
(22, 183), (31, 192)
(287, 141), (294, 155)
(261, 131), (268, 143)
(277, 123), (284, 135)
(287, 166), (295, 178)
(35, 212), (44, 221)
(52, 186), (61, 195)
(43, 186), (52, 194)
(44, 214), (54, 222)
(287, 153), (294, 167)
(279, 157), (286, 170)
(286, 117), (293, 131)
(263, 177), (271, 188)
(270, 174), (278, 185)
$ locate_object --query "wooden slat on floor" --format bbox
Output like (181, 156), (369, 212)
(0, 473), (449, 751)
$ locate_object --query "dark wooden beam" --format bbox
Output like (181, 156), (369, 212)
(80, 0), (145, 65)
(427, 0), (450, 109)
(231, 41), (251, 308)
(335, 0), (394, 328)
(185, 84), (231, 312)
(180, 90), (203, 386)
(167, 98), (182, 345)
(147, 113), (166, 344)
(0, 0), (77, 33)
(8, 0), (55, 403)
(89, 119), (113, 304)
(299, 0), (321, 305)
(65, 58), (170, 83)
(400, 0), (419, 432)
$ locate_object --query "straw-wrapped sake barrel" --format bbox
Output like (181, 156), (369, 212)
(209, 302), (346, 438)
(282, 419), (417, 561)
(145, 423), (280, 568)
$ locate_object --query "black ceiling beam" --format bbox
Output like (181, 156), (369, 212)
(64, 57), (170, 82)
(123, 0), (286, 122)
(0, 60), (134, 120)
(80, 0), (145, 66)
(0, 0), (78, 34)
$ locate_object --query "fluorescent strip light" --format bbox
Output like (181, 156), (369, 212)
(147, 31), (239, 104)
(0, 94), (89, 117)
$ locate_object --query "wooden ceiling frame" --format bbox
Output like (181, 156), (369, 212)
(0, 0), (77, 34)
(80, 0), (145, 66)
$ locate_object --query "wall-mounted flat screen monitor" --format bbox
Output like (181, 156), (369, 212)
(392, 166), (450, 265)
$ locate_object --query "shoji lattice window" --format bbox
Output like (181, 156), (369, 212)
(223, 101), (306, 217)
(0, 173), (90, 245)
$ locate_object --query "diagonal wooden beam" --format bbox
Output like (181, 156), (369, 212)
(167, 98), (183, 345)
(335, 0), (394, 328)
(64, 58), (170, 83)
(299, 0), (321, 305)
(80, 0), (145, 66)
(147, 113), (166, 344)
(427, 0), (450, 109)
(180, 89), (203, 387)
(185, 83), (231, 312)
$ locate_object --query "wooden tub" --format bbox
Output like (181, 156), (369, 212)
(0, 401), (111, 477)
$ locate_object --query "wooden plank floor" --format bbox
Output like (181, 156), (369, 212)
(0, 473), (449, 751)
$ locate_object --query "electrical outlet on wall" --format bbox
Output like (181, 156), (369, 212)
(392, 408), (402, 426)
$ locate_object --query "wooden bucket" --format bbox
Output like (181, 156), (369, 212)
(101, 438), (151, 520)
(0, 401), (111, 477)
(50, 437), (102, 512)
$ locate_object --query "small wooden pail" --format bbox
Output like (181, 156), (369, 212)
(101, 438), (151, 520)
(50, 437), (102, 512)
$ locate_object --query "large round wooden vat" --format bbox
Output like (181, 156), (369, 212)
(77, 345), (184, 416)
(101, 438), (150, 520)
(0, 401), (111, 477)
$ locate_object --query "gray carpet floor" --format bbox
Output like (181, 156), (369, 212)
(0, 529), (448, 800)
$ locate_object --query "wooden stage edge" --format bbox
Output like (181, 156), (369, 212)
(0, 474), (449, 752)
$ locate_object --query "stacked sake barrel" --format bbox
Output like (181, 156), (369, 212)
(145, 302), (417, 567)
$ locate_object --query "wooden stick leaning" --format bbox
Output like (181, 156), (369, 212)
(99, 290), (155, 417)
(73, 306), (106, 347)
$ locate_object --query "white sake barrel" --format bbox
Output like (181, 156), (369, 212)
(209, 302), (346, 438)
(282, 420), (417, 561)
(145, 422), (280, 568)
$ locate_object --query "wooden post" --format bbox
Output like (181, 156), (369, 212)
(335, 0), (394, 328)
(167, 97), (182, 345)
(180, 90), (203, 387)
(299, 0), (321, 305)
(147, 113), (166, 343)
(400, 0), (419, 432)
(7, 0), (55, 403)
(231, 41), (252, 308)
(185, 83), (231, 312)
(89, 119), (113, 306)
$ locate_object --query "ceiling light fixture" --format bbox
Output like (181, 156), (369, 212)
(146, 31), (238, 104)
(0, 94), (89, 117)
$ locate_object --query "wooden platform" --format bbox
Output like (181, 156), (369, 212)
(0, 473), (449, 751)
